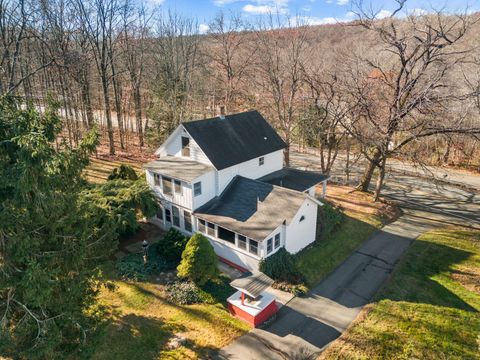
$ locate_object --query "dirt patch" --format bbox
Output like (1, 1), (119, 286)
(451, 267), (480, 294)
(321, 184), (400, 224)
(94, 131), (156, 164)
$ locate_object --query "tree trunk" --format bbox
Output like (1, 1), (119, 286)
(134, 86), (144, 147)
(374, 158), (386, 202)
(101, 76), (115, 155)
(112, 72), (125, 150)
(284, 140), (290, 167)
(81, 75), (94, 129)
(357, 149), (381, 192)
(345, 136), (350, 185)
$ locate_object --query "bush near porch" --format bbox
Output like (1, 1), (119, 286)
(296, 184), (399, 287)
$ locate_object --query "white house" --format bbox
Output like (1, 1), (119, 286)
(144, 110), (329, 271)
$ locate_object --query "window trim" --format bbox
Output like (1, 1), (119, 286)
(181, 136), (190, 157)
(162, 176), (173, 196)
(266, 238), (273, 254)
(174, 179), (182, 195)
(259, 156), (264, 166)
(274, 233), (281, 249)
(237, 234), (247, 250)
(249, 239), (258, 256)
(153, 173), (161, 187)
(184, 210), (192, 232)
(172, 206), (180, 227)
(193, 181), (202, 196)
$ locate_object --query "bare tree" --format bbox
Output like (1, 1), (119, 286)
(344, 2), (480, 199)
(76, 0), (121, 155)
(254, 15), (310, 166)
(206, 11), (255, 113)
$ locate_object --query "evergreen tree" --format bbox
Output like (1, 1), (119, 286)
(0, 98), (117, 358)
(177, 233), (219, 285)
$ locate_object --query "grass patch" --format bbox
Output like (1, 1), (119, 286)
(296, 184), (395, 287)
(321, 228), (480, 360)
(84, 158), (142, 183)
(76, 268), (249, 360)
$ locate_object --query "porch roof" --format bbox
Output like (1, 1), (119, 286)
(230, 272), (274, 298)
(194, 176), (308, 241)
(143, 156), (214, 183)
(258, 167), (329, 192)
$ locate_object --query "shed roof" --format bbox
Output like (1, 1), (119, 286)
(259, 168), (330, 192)
(143, 156), (214, 183)
(182, 110), (286, 170)
(194, 176), (308, 241)
(230, 272), (274, 298)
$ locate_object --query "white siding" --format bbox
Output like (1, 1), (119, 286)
(284, 198), (318, 254)
(216, 149), (284, 194)
(262, 223), (286, 258)
(158, 126), (213, 166)
(146, 170), (193, 210)
(191, 170), (216, 210)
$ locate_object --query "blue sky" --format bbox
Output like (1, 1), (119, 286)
(151, 0), (480, 32)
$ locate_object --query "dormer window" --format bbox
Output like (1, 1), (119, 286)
(181, 136), (190, 157)
(259, 157), (264, 166)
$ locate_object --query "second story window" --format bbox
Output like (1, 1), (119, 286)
(181, 136), (190, 157)
(259, 157), (264, 166)
(174, 180), (182, 195)
(193, 182), (202, 196)
(162, 177), (173, 196)
(153, 173), (161, 186)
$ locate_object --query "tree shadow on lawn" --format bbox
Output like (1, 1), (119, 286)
(86, 312), (186, 360)
(375, 239), (478, 313)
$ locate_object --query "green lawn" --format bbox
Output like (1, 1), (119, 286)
(76, 273), (249, 360)
(322, 228), (480, 360)
(84, 158), (142, 183)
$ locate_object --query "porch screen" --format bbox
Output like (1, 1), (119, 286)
(218, 226), (235, 244)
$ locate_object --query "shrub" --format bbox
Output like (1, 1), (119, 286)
(108, 164), (138, 181)
(259, 248), (303, 284)
(166, 281), (202, 305)
(116, 249), (167, 281)
(198, 274), (235, 304)
(272, 282), (308, 297)
(319, 203), (343, 239)
(177, 233), (219, 285)
(155, 228), (189, 265)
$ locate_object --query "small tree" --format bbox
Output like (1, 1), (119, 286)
(177, 233), (219, 285)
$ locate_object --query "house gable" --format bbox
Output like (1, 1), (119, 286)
(154, 125), (213, 167)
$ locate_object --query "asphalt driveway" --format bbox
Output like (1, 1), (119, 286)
(218, 210), (436, 359)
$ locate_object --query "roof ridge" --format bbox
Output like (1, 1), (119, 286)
(247, 175), (308, 197)
(181, 110), (258, 125)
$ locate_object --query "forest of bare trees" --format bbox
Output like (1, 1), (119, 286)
(1, 0), (480, 197)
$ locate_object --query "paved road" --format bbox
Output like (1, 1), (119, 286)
(218, 152), (480, 359)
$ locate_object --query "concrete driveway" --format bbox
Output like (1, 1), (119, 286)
(218, 152), (480, 359)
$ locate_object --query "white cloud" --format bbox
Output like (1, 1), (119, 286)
(296, 15), (349, 25)
(375, 9), (392, 19)
(241, 0), (289, 14)
(345, 10), (355, 18)
(336, 0), (348, 5)
(148, 0), (165, 5)
(409, 8), (428, 16)
(302, 5), (312, 12)
(199, 23), (210, 34)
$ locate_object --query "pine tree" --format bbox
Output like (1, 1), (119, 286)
(177, 233), (219, 286)
(0, 98), (117, 357)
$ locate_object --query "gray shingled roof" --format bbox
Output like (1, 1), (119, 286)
(259, 168), (330, 192)
(143, 156), (214, 183)
(182, 110), (287, 170)
(194, 176), (308, 241)
(230, 272), (274, 298)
